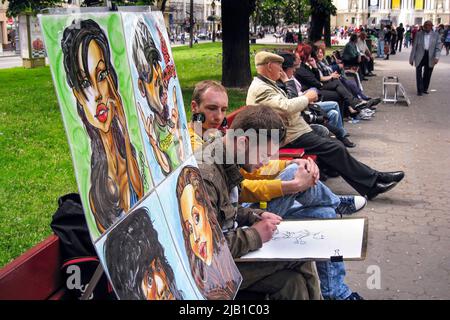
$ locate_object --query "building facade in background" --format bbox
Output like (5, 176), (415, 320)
(332, 0), (450, 27)
(168, 0), (221, 35)
(1, 1), (9, 51)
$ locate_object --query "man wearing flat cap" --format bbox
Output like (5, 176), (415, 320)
(255, 51), (285, 66)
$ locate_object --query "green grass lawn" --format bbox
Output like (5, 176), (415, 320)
(0, 42), (341, 266)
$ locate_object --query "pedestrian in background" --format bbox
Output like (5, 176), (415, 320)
(377, 24), (386, 58)
(396, 23), (405, 52)
(409, 21), (441, 96)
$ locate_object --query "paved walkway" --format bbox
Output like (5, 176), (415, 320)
(0, 54), (21, 69)
(325, 47), (450, 299)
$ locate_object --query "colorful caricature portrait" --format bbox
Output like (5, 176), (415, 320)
(176, 166), (240, 299)
(61, 19), (144, 233)
(132, 19), (184, 175)
(104, 207), (184, 300)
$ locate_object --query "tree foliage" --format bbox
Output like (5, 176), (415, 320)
(253, 0), (309, 29)
(101, 0), (168, 11)
(2, 0), (64, 17)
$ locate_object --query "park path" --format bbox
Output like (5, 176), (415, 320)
(325, 46), (450, 299)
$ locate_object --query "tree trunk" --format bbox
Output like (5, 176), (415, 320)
(324, 14), (331, 47)
(222, 0), (252, 88)
(309, 13), (325, 43)
(159, 0), (168, 12)
(189, 0), (194, 48)
(298, 6), (303, 44)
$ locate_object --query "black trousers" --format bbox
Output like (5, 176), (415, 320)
(361, 56), (374, 73)
(416, 51), (434, 94)
(390, 38), (397, 53)
(321, 79), (360, 108)
(286, 132), (378, 195)
(396, 37), (403, 52)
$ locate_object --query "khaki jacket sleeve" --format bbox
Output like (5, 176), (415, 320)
(224, 227), (263, 258)
(250, 85), (310, 115)
(202, 177), (263, 258)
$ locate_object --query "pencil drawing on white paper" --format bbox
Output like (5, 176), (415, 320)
(272, 229), (326, 245)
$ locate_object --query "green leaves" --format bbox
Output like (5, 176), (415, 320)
(2, 0), (64, 17)
(309, 0), (336, 15)
(253, 0), (309, 27)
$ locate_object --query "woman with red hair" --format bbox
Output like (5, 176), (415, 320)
(294, 43), (369, 118)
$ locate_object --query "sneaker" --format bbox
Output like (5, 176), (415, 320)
(345, 292), (365, 300)
(336, 196), (367, 215)
(355, 112), (372, 121)
(360, 108), (375, 118)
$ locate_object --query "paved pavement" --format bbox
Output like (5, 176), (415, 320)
(324, 47), (450, 299)
(0, 54), (22, 69)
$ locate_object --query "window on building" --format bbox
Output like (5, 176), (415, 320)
(392, 0), (401, 10)
(414, 0), (424, 10)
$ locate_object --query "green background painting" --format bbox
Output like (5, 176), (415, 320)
(39, 13), (153, 241)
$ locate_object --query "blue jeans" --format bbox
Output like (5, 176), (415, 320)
(243, 164), (352, 299)
(316, 101), (347, 138)
(377, 39), (385, 58)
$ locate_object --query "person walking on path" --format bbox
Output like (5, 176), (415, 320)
(377, 25), (386, 58)
(409, 20), (441, 96)
(404, 26), (411, 48)
(443, 25), (450, 56)
(396, 23), (405, 52)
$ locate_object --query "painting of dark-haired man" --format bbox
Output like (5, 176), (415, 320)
(61, 19), (144, 234)
(132, 18), (185, 176)
(104, 206), (184, 300)
(176, 166), (242, 299)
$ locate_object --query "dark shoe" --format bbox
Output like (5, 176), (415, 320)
(341, 136), (356, 148)
(367, 182), (398, 200)
(362, 78), (369, 81)
(366, 97), (382, 109)
(377, 171), (405, 183)
(417, 92), (423, 96)
(367, 72), (376, 77)
(423, 91), (429, 94)
(345, 292), (365, 300)
(384, 57), (389, 60)
(336, 196), (367, 216)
